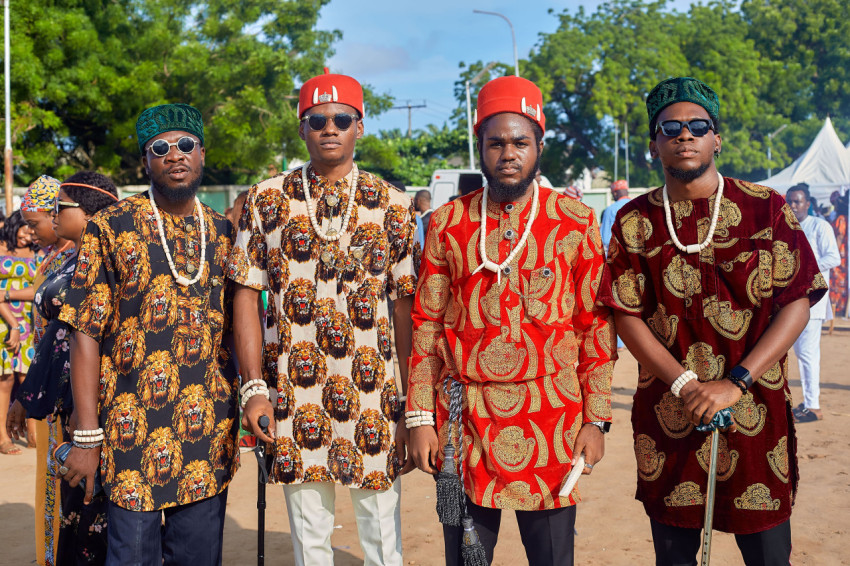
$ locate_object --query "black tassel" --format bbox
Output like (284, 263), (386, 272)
(461, 514), (488, 566)
(435, 443), (464, 526)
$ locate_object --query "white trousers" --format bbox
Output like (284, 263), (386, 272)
(282, 480), (403, 566)
(792, 317), (823, 410)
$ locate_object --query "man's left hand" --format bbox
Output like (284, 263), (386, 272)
(394, 422), (416, 475)
(572, 423), (606, 475)
(681, 379), (742, 429)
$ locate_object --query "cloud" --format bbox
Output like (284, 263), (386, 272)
(328, 42), (414, 79)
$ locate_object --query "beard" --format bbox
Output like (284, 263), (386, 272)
(151, 166), (204, 202)
(481, 152), (541, 203)
(666, 161), (711, 183)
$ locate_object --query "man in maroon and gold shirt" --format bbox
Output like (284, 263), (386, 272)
(408, 76), (615, 566)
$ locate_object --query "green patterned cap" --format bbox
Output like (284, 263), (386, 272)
(646, 77), (719, 127)
(136, 103), (204, 153)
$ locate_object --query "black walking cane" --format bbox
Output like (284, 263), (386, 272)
(695, 408), (734, 566)
(255, 415), (272, 566)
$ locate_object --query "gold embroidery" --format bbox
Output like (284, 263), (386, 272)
(663, 255), (702, 307)
(612, 269), (645, 311)
(670, 200), (694, 229)
(493, 481), (542, 510)
(730, 392), (767, 436)
(758, 360), (784, 390)
(734, 483), (780, 511)
(664, 482), (704, 507)
(746, 250), (773, 305)
(767, 436), (790, 484)
(707, 300), (753, 340)
(480, 278), (503, 325)
(529, 421), (549, 468)
(772, 241), (799, 288)
(684, 342), (726, 381)
(647, 304), (679, 347)
(527, 378), (542, 412)
(655, 392), (694, 439)
(483, 383), (527, 418)
(491, 426), (536, 472)
(420, 274), (450, 318)
(733, 179), (771, 199)
(553, 413), (568, 463)
(535, 475), (555, 508)
(781, 203), (800, 231)
(552, 368), (581, 403)
(564, 411), (582, 452)
(718, 251), (753, 272)
(696, 433), (739, 481)
(620, 209), (654, 253)
(638, 365), (656, 389)
(635, 434), (666, 481)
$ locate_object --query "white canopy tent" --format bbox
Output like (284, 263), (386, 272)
(759, 117), (850, 201)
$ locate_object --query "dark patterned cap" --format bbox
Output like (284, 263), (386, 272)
(136, 103), (204, 153)
(646, 77), (719, 127)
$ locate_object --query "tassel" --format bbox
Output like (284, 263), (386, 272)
(435, 443), (464, 526)
(460, 515), (488, 566)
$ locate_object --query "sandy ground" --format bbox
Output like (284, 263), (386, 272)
(3, 325), (849, 565)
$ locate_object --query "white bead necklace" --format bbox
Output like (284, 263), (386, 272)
(472, 181), (540, 285)
(301, 161), (358, 241)
(662, 172), (724, 254)
(148, 190), (206, 286)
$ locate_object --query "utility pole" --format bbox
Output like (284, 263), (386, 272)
(473, 10), (519, 77)
(3, 0), (11, 215)
(391, 100), (426, 138)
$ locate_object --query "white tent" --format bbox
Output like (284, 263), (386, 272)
(759, 117), (850, 201)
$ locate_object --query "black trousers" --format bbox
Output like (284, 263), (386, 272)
(443, 497), (577, 566)
(650, 518), (792, 566)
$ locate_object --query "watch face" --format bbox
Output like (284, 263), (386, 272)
(731, 366), (749, 380)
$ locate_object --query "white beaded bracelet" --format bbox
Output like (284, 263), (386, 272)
(73, 434), (105, 443)
(73, 428), (104, 437)
(240, 379), (268, 397)
(241, 385), (270, 409)
(671, 370), (699, 398)
(404, 410), (434, 418)
(405, 416), (436, 429)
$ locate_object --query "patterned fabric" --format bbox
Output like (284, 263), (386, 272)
(408, 186), (615, 510)
(0, 254), (38, 374)
(829, 214), (847, 316)
(226, 165), (419, 491)
(136, 103), (204, 152)
(646, 77), (719, 125)
(58, 193), (240, 511)
(32, 244), (76, 345)
(18, 255), (77, 419)
(597, 177), (827, 534)
(22, 175), (61, 212)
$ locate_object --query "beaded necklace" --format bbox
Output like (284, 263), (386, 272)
(148, 190), (206, 286)
(301, 162), (358, 241)
(662, 172), (724, 254)
(471, 181), (540, 285)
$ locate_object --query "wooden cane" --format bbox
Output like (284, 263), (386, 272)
(700, 427), (720, 566)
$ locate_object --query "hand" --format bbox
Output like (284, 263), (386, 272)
(6, 400), (26, 441)
(394, 422), (416, 475)
(5, 328), (20, 353)
(241, 396), (275, 444)
(62, 445), (101, 505)
(409, 425), (440, 475)
(572, 423), (605, 475)
(681, 379), (741, 428)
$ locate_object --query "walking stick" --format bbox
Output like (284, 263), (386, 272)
(697, 408), (734, 566)
(256, 415), (272, 566)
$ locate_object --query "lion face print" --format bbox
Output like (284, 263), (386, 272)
(256, 188), (287, 234)
(106, 393), (148, 451)
(140, 275), (177, 333)
(275, 379), (296, 420)
(177, 460), (218, 504)
(320, 312), (355, 359)
(328, 438), (364, 486)
(284, 278), (316, 326)
(376, 317), (393, 361)
(284, 216), (317, 263)
(173, 384), (215, 442)
(347, 279), (381, 331)
(293, 403), (332, 450)
(138, 350), (179, 410)
(114, 470), (154, 512)
(141, 426), (183, 486)
(351, 346), (385, 393)
(288, 341), (327, 388)
(322, 374), (361, 422)
(272, 437), (303, 484)
(354, 409), (391, 456)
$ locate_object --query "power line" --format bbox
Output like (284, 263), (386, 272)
(390, 100), (426, 137)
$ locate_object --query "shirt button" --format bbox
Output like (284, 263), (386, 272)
(504, 229), (515, 240)
(504, 204), (515, 213)
(502, 266), (511, 275)
(186, 220), (195, 232)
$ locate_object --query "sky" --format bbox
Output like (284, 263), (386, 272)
(317, 0), (698, 135)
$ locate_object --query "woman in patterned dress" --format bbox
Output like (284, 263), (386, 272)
(0, 210), (38, 454)
(829, 194), (848, 317)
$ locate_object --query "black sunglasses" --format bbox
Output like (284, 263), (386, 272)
(656, 119), (714, 137)
(149, 136), (199, 157)
(53, 199), (81, 216)
(301, 113), (359, 132)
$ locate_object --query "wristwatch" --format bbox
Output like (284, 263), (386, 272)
(727, 365), (753, 393)
(588, 421), (611, 434)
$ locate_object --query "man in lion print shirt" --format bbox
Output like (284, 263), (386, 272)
(229, 69), (419, 566)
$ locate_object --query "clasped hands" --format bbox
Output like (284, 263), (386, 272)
(678, 378), (740, 431)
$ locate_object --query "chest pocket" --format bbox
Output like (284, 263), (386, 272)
(521, 257), (568, 324)
(712, 239), (770, 310)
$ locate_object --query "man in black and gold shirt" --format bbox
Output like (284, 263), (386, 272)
(59, 104), (239, 565)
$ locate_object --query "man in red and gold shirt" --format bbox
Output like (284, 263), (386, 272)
(407, 76), (615, 566)
(597, 77), (826, 565)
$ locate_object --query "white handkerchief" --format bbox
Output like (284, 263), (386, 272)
(558, 454), (585, 498)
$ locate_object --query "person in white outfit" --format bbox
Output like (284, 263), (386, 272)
(786, 183), (841, 422)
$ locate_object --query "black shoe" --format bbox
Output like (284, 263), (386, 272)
(795, 408), (821, 423)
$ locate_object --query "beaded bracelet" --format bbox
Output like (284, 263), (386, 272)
(73, 428), (104, 437)
(241, 385), (270, 409)
(240, 379), (268, 397)
(73, 435), (105, 445)
(404, 410), (433, 418)
(671, 370), (699, 398)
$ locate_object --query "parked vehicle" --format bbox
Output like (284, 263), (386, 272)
(428, 169), (485, 210)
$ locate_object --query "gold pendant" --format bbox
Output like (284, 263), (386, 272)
(326, 195), (339, 207)
(326, 228), (338, 238)
(352, 248), (364, 260)
(186, 263), (197, 273)
(321, 250), (334, 264)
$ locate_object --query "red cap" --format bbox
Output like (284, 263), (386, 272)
(298, 68), (364, 118)
(474, 76), (545, 135)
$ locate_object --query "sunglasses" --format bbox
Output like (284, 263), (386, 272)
(148, 136), (199, 157)
(300, 113), (359, 132)
(656, 119), (714, 137)
(53, 200), (81, 215)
